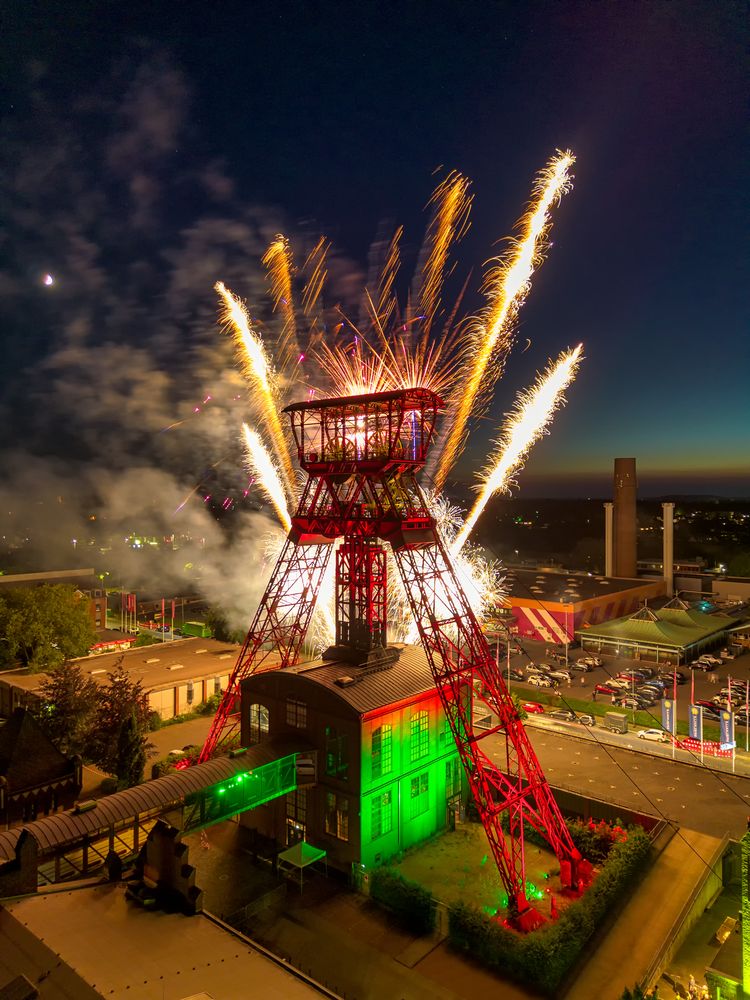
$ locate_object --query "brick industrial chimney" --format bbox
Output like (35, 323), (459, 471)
(662, 502), (675, 597)
(613, 457), (637, 577)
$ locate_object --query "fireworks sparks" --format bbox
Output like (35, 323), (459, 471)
(262, 235), (299, 372)
(207, 151), (581, 643)
(215, 280), (296, 496)
(301, 236), (330, 317)
(417, 170), (472, 335)
(433, 150), (575, 490)
(452, 344), (584, 553)
(241, 423), (292, 532)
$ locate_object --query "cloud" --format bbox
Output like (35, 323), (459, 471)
(0, 49), (363, 627)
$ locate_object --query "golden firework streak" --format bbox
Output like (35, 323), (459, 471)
(419, 170), (472, 335)
(434, 151), (574, 490)
(262, 235), (300, 371)
(241, 423), (292, 533)
(215, 281), (296, 496)
(452, 344), (583, 553)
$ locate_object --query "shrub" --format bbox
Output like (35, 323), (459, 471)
(148, 711), (162, 731)
(447, 826), (652, 996)
(370, 868), (435, 935)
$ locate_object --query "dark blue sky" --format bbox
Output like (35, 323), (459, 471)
(3, 0), (748, 497)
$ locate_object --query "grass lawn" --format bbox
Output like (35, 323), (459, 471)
(392, 820), (567, 918)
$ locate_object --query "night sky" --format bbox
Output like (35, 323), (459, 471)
(2, 1), (747, 502)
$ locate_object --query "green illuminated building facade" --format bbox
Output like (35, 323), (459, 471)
(239, 645), (467, 874)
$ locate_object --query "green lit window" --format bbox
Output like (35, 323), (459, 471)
(445, 758), (460, 799)
(248, 703), (269, 745)
(325, 725), (349, 779)
(371, 791), (393, 840)
(410, 710), (429, 762)
(409, 773), (429, 818)
(325, 791), (349, 841)
(286, 699), (307, 728)
(371, 723), (392, 779)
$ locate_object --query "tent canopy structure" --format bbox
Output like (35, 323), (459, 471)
(277, 840), (327, 890)
(577, 600), (735, 663)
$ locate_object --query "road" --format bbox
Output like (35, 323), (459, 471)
(517, 719), (750, 840)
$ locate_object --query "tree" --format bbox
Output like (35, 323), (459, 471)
(205, 607), (244, 644)
(115, 712), (147, 788)
(34, 662), (99, 756)
(620, 985), (659, 999)
(727, 551), (750, 578)
(0, 584), (96, 670)
(90, 660), (152, 777)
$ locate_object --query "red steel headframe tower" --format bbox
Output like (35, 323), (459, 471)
(199, 386), (587, 925)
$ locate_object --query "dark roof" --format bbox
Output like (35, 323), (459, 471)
(0, 755), (251, 862)
(504, 568), (655, 604)
(244, 644), (441, 716)
(283, 386), (444, 412)
(0, 709), (75, 790)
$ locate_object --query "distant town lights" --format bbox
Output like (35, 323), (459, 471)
(43, 273), (55, 286)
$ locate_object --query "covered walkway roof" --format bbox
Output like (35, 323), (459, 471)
(0, 754), (251, 862)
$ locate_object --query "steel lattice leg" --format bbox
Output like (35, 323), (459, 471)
(392, 533), (581, 919)
(198, 538), (332, 762)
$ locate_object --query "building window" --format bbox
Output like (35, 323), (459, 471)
(286, 789), (307, 845)
(248, 703), (269, 744)
(286, 699), (307, 728)
(371, 723), (392, 779)
(325, 791), (349, 841)
(371, 791), (393, 840)
(410, 710), (429, 763)
(409, 773), (429, 818)
(325, 725), (349, 779)
(446, 758), (460, 799)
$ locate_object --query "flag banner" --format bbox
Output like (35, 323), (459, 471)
(719, 710), (734, 749)
(661, 698), (675, 733)
(688, 704), (703, 741)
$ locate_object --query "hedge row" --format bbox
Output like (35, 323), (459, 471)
(448, 826), (652, 996)
(369, 868), (435, 935)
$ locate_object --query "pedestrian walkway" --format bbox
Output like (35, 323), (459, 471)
(567, 827), (725, 999)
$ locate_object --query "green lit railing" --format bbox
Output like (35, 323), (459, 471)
(182, 753), (298, 833)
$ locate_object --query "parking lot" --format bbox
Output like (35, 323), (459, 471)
(491, 636), (750, 731)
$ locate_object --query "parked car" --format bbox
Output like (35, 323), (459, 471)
(577, 655), (602, 668)
(549, 670), (572, 684)
(606, 677), (632, 689)
(547, 650), (568, 664)
(571, 660), (593, 673)
(526, 662), (551, 674)
(617, 671), (647, 683)
(509, 668), (525, 682)
(690, 660), (712, 672)
(521, 702), (545, 714)
(699, 654), (723, 667)
(658, 670), (687, 685)
(594, 682), (620, 695)
(616, 694), (654, 709)
(637, 728), (668, 743)
(528, 674), (554, 687)
(637, 685), (664, 700)
(548, 708), (576, 722)
(696, 699), (720, 712)
(547, 708), (596, 727)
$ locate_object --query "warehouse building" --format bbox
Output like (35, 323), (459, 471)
(496, 568), (666, 646)
(0, 638), (248, 721)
